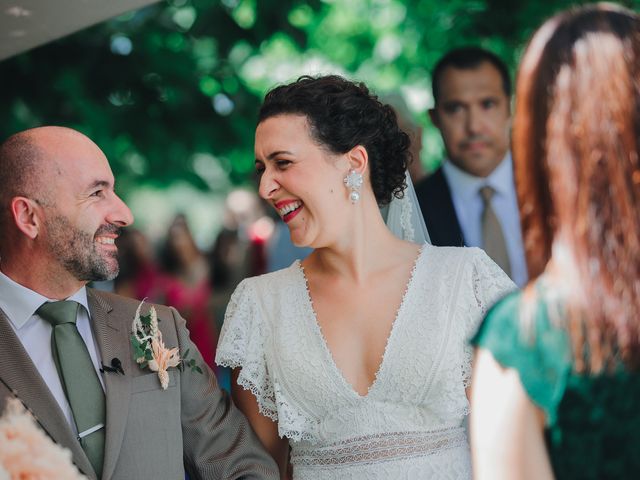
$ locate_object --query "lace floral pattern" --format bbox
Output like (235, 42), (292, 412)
(216, 245), (516, 478)
(214, 280), (278, 420)
(290, 428), (466, 467)
(399, 195), (416, 242)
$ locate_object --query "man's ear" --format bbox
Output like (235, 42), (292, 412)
(11, 196), (42, 240)
(428, 108), (440, 129)
(346, 145), (368, 174)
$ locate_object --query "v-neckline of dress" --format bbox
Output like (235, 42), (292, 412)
(296, 244), (427, 400)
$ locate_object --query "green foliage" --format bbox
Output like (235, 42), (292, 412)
(131, 335), (145, 359)
(180, 347), (203, 374)
(1, 0), (639, 197)
(0, 0), (316, 197)
(140, 312), (152, 327)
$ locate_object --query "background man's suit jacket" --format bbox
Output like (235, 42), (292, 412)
(415, 166), (465, 247)
(0, 289), (278, 480)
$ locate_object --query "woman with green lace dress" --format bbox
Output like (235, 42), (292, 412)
(470, 4), (640, 479)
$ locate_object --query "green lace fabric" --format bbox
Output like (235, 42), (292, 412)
(471, 289), (640, 479)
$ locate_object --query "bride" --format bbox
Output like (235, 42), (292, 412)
(216, 75), (515, 479)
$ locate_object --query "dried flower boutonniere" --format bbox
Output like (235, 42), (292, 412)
(130, 300), (203, 390)
(131, 301), (179, 389)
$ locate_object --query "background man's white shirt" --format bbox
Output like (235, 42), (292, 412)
(442, 152), (528, 287)
(0, 270), (105, 433)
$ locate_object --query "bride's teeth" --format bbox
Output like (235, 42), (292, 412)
(278, 202), (301, 216)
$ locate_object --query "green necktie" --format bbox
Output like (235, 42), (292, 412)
(37, 301), (105, 477)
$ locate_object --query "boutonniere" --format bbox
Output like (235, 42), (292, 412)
(130, 300), (202, 390)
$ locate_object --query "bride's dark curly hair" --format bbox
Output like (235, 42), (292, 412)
(258, 75), (411, 206)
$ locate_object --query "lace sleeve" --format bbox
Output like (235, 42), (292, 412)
(461, 248), (518, 387)
(471, 248), (518, 321)
(215, 279), (277, 420)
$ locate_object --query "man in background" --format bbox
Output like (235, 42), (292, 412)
(416, 47), (527, 287)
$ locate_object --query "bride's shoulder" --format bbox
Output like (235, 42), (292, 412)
(226, 262), (305, 323)
(417, 245), (508, 282)
(236, 261), (304, 294)
(419, 243), (487, 263)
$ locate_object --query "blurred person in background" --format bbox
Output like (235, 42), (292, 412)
(210, 189), (262, 302)
(416, 47), (528, 287)
(471, 4), (640, 479)
(384, 92), (426, 185)
(209, 189), (277, 391)
(113, 227), (163, 301)
(160, 214), (217, 367)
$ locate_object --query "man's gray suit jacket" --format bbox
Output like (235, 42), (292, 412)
(0, 289), (278, 480)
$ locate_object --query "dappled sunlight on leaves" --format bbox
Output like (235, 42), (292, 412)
(3, 0), (639, 207)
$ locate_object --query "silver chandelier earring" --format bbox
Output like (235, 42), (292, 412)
(344, 170), (363, 204)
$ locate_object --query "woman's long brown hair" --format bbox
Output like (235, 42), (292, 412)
(514, 3), (640, 372)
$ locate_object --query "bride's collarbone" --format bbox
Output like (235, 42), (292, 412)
(310, 277), (402, 322)
(306, 257), (418, 327)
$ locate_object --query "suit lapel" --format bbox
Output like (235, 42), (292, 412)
(0, 309), (96, 478)
(87, 289), (132, 480)
(418, 168), (465, 247)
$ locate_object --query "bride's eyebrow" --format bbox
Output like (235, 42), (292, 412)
(266, 150), (294, 160)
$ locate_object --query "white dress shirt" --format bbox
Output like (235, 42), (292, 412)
(0, 270), (105, 433)
(442, 152), (528, 287)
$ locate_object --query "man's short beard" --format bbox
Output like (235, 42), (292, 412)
(45, 214), (120, 282)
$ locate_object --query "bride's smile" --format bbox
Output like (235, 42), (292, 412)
(275, 199), (303, 222)
(254, 114), (361, 249)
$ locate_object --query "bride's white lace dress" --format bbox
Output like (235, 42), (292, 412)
(216, 245), (515, 479)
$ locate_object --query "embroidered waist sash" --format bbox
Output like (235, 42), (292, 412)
(290, 427), (467, 468)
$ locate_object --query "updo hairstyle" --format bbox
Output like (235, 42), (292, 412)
(258, 75), (411, 206)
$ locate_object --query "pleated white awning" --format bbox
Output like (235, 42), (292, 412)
(1, 0), (159, 61)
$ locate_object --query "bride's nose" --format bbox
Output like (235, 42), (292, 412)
(259, 168), (279, 200)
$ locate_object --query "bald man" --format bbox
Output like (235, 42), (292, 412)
(0, 127), (278, 480)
